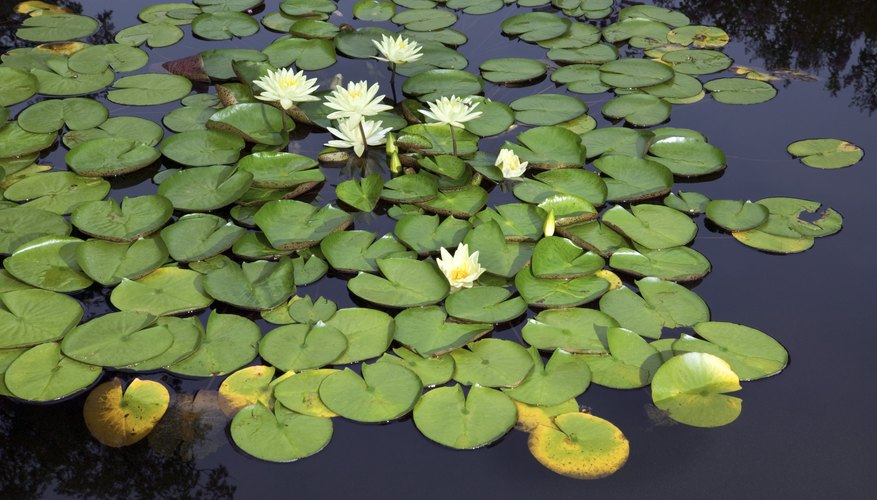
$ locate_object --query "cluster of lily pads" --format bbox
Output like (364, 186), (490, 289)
(0, 0), (858, 480)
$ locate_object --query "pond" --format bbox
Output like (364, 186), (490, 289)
(1, 0), (875, 497)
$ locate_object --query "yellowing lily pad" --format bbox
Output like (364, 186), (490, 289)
(528, 412), (629, 479)
(83, 378), (170, 447)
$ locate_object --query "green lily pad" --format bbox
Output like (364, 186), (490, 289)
(335, 174), (383, 212)
(394, 306), (492, 356)
(704, 78), (777, 105)
(471, 203), (544, 241)
(197, 0), (263, 13)
(163, 105), (217, 132)
(3, 172), (109, 215)
(501, 12), (570, 42)
(398, 123), (479, 156)
(463, 221), (533, 278)
(513, 169), (607, 207)
(261, 37), (336, 71)
(705, 200), (769, 231)
(0, 67), (38, 106)
(662, 49), (732, 75)
(599, 59), (675, 88)
(17, 98), (108, 134)
(609, 246), (711, 281)
(531, 236), (605, 279)
(414, 384), (516, 449)
(67, 44), (149, 73)
(158, 165), (253, 211)
(579, 327), (663, 389)
(0, 122), (57, 158)
(647, 136), (726, 177)
(419, 185), (489, 218)
(580, 127), (653, 159)
(480, 58), (546, 84)
(0, 289), (82, 349)
(602, 94), (672, 127)
(115, 22), (185, 48)
(547, 44), (618, 65)
(504, 348), (591, 406)
(510, 95), (587, 127)
(321, 231), (414, 274)
(515, 266), (609, 308)
(667, 25), (729, 48)
(602, 204), (697, 250)
(16, 14), (98, 42)
(522, 307), (618, 353)
(787, 139), (864, 169)
(272, 369), (339, 417)
(599, 278), (709, 339)
(395, 214), (471, 255)
(672, 321), (788, 381)
(231, 403), (333, 462)
(349, 258), (449, 308)
(260, 323), (348, 372)
(444, 286), (527, 324)
(463, 99), (515, 137)
(208, 103), (288, 145)
(537, 195), (597, 226)
(391, 8), (457, 31)
(0, 206), (71, 255)
(4, 342), (101, 402)
(551, 64), (611, 94)
(504, 126), (587, 170)
(664, 191), (711, 214)
(70, 195), (173, 242)
(108, 74), (192, 106)
(322, 307), (394, 364)
(63, 116), (165, 148)
(451, 338), (533, 388)
(110, 267), (213, 316)
(139, 4), (202, 25)
(75, 237), (168, 287)
(167, 311), (261, 377)
(62, 311), (172, 367)
(160, 214), (246, 262)
(380, 347), (454, 387)
(161, 129), (246, 166)
(254, 200), (352, 251)
(203, 257), (295, 310)
(593, 155), (673, 202)
(319, 361), (422, 422)
(402, 69), (483, 102)
(651, 351), (742, 427)
(66, 138), (161, 177)
(381, 171), (438, 203)
(4, 236), (92, 292)
(354, 0), (396, 21)
(191, 12), (260, 40)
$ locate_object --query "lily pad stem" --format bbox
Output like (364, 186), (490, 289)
(359, 120), (369, 158)
(450, 124), (458, 156)
(390, 62), (398, 102)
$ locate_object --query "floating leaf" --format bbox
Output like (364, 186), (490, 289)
(600, 278), (709, 339)
(158, 165), (253, 211)
(379, 347), (454, 387)
(17, 98), (108, 134)
(84, 378), (170, 447)
(602, 204), (697, 250)
(110, 267), (213, 316)
(413, 385), (516, 449)
(260, 323), (347, 372)
(160, 129), (246, 166)
(529, 413), (629, 479)
(464, 221), (533, 278)
(319, 361), (422, 422)
(349, 258), (449, 308)
(510, 95), (587, 127)
(75, 237), (168, 286)
(673, 321), (788, 381)
(160, 213), (246, 262)
(662, 49), (732, 75)
(16, 14), (98, 42)
(602, 94), (671, 127)
(504, 348), (591, 406)
(254, 200), (352, 251)
(609, 246), (711, 281)
(230, 403), (333, 462)
(4, 342), (101, 402)
(273, 369), (338, 417)
(0, 289), (82, 349)
(203, 257), (295, 311)
(480, 57), (546, 84)
(523, 308), (617, 353)
(651, 352), (742, 427)
(451, 338), (533, 388)
(336, 173), (383, 212)
(444, 286), (527, 324)
(218, 365), (275, 416)
(787, 139), (864, 169)
(4, 235), (93, 292)
(0, 206), (71, 255)
(115, 22), (185, 48)
(705, 200), (769, 231)
(501, 12), (570, 42)
(592, 155), (673, 202)
(70, 195), (173, 242)
(704, 78), (777, 105)
(0, 67), (38, 106)
(391, 8), (457, 31)
(108, 74), (192, 106)
(579, 327), (663, 389)
(325, 308), (395, 364)
(394, 306), (492, 356)
(167, 311), (260, 377)
(321, 231), (414, 274)
(61, 311), (173, 367)
(515, 266), (609, 308)
(531, 236), (604, 279)
(504, 126), (587, 170)
(599, 58), (674, 88)
(191, 12), (260, 40)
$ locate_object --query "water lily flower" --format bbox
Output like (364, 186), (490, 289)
(436, 243), (486, 290)
(253, 68), (320, 110)
(372, 34), (424, 65)
(419, 95), (482, 128)
(324, 80), (393, 125)
(495, 148), (528, 179)
(325, 118), (392, 157)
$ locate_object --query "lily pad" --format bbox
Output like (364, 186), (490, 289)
(191, 12), (260, 40)
(62, 311), (173, 367)
(673, 321), (788, 381)
(394, 306), (492, 356)
(83, 378), (170, 447)
(336, 174), (383, 212)
(63, 116), (164, 149)
(602, 94), (672, 127)
(504, 126), (587, 170)
(158, 165), (253, 211)
(704, 78), (777, 105)
(17, 98), (108, 134)
(391, 8), (457, 31)
(705, 200), (769, 231)
(203, 257), (295, 310)
(167, 311), (261, 377)
(0, 67), (38, 106)
(321, 231), (414, 274)
(160, 213), (246, 262)
(319, 361), (422, 422)
(349, 258), (449, 308)
(71, 195), (173, 242)
(592, 155), (673, 202)
(599, 278), (709, 339)
(395, 214), (471, 255)
(529, 412), (629, 479)
(230, 403), (333, 462)
(325, 308), (395, 364)
(513, 169), (607, 206)
(531, 236), (604, 279)
(609, 246), (711, 282)
(108, 74), (192, 106)
(480, 58), (546, 84)
(522, 307), (618, 353)
(16, 14), (98, 42)
(413, 385), (516, 449)
(501, 12), (571, 42)
(662, 49), (732, 75)
(579, 327), (663, 389)
(260, 323), (348, 372)
(66, 138), (161, 177)
(402, 69), (483, 102)
(3, 172), (109, 215)
(510, 95), (587, 127)
(602, 204), (697, 250)
(218, 365), (275, 416)
(463, 221), (534, 278)
(110, 267), (213, 316)
(67, 44), (149, 73)
(651, 352), (742, 427)
(208, 103), (288, 145)
(515, 266), (609, 308)
(115, 22), (185, 48)
(787, 139), (864, 169)
(451, 338), (533, 388)
(4, 236), (92, 292)
(0, 289), (82, 349)
(647, 136), (726, 177)
(0, 206), (71, 255)
(0, 122), (57, 158)
(599, 58), (674, 88)
(504, 348), (591, 406)
(75, 237), (169, 286)
(261, 37), (336, 71)
(254, 200), (352, 251)
(272, 369), (339, 417)
(444, 286), (527, 324)
(4, 342), (101, 402)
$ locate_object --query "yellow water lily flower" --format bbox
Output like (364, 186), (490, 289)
(325, 118), (392, 157)
(372, 34), (424, 65)
(253, 68), (320, 110)
(324, 80), (393, 125)
(495, 148), (528, 179)
(420, 95), (482, 128)
(436, 243), (486, 290)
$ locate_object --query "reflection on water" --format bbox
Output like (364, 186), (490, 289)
(0, 1), (116, 50)
(0, 396), (235, 498)
(658, 0), (877, 113)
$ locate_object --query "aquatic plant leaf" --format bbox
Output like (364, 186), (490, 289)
(319, 361), (422, 422)
(4, 235), (92, 292)
(16, 14), (98, 42)
(0, 289), (82, 349)
(273, 369), (339, 417)
(158, 165), (253, 211)
(260, 323), (347, 372)
(167, 311), (261, 377)
(218, 365), (275, 416)
(110, 267), (213, 316)
(704, 78), (777, 105)
(160, 129), (246, 166)
(787, 139), (864, 169)
(254, 200), (352, 251)
(379, 347), (454, 387)
(602, 204), (697, 250)
(451, 338), (533, 387)
(504, 348), (591, 406)
(0, 206), (71, 255)
(522, 307), (617, 353)
(108, 74), (192, 106)
(414, 384), (515, 449)
(515, 266), (609, 308)
(70, 195), (173, 242)
(348, 258), (449, 307)
(325, 308), (395, 364)
(651, 352), (742, 427)
(17, 97), (108, 134)
(673, 321), (788, 381)
(84, 378), (170, 447)
(203, 257), (295, 310)
(394, 305), (492, 356)
(5, 342), (101, 401)
(231, 403), (333, 462)
(75, 237), (168, 286)
(528, 412), (629, 479)
(160, 213), (246, 262)
(444, 286), (527, 324)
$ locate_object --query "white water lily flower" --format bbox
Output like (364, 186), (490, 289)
(253, 68), (320, 110)
(436, 243), (486, 290)
(372, 34), (424, 65)
(420, 95), (482, 128)
(495, 148), (528, 179)
(325, 118), (392, 157)
(324, 80), (393, 125)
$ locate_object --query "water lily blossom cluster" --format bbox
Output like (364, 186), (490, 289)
(372, 34), (424, 65)
(325, 118), (392, 157)
(436, 243), (486, 290)
(420, 95), (482, 128)
(253, 68), (320, 110)
(495, 148), (528, 179)
(324, 80), (393, 125)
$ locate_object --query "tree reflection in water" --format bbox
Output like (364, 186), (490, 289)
(0, 393), (235, 499)
(658, 0), (877, 113)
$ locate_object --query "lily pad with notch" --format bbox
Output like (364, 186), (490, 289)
(70, 195), (173, 242)
(4, 235), (92, 292)
(593, 155), (673, 202)
(515, 266), (609, 309)
(609, 246), (711, 282)
(394, 305), (492, 356)
(602, 204), (697, 250)
(0, 289), (82, 349)
(4, 342), (101, 402)
(504, 126), (587, 170)
(260, 322), (348, 372)
(160, 213), (246, 262)
(413, 384), (516, 449)
(319, 361), (422, 422)
(445, 286), (527, 324)
(348, 258), (449, 308)
(321, 231), (415, 274)
(167, 311), (261, 377)
(531, 236), (604, 279)
(158, 165), (253, 211)
(254, 200), (352, 251)
(110, 267), (214, 316)
(394, 214), (471, 255)
(578, 327), (663, 389)
(672, 321), (788, 381)
(599, 277), (709, 339)
(522, 307), (618, 353)
(651, 351), (742, 427)
(203, 257), (295, 311)
(230, 403), (333, 462)
(504, 347), (591, 406)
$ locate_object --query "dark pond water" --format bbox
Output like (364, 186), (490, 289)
(1, 0), (875, 498)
